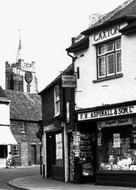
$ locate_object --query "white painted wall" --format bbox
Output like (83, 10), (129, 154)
(0, 103), (10, 125)
(75, 27), (136, 110)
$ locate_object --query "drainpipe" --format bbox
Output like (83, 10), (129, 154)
(67, 51), (77, 129)
(67, 52), (77, 72)
(67, 51), (79, 183)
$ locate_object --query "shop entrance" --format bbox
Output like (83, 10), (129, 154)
(0, 145), (7, 158)
(46, 132), (64, 180)
(75, 121), (97, 183)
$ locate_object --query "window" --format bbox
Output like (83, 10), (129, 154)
(55, 133), (63, 166)
(20, 122), (26, 133)
(12, 145), (20, 156)
(97, 38), (121, 79)
(97, 124), (136, 171)
(56, 133), (62, 160)
(54, 85), (60, 116)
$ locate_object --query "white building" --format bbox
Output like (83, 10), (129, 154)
(66, 0), (136, 187)
(0, 86), (17, 167)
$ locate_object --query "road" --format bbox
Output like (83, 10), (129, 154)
(0, 166), (40, 190)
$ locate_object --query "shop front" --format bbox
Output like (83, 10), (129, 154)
(0, 125), (17, 167)
(42, 123), (64, 181)
(46, 131), (64, 180)
(77, 101), (136, 187)
(71, 121), (97, 183)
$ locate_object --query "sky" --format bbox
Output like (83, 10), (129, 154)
(0, 0), (126, 91)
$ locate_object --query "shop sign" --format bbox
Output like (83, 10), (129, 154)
(78, 105), (136, 121)
(61, 75), (77, 88)
(73, 131), (80, 146)
(73, 131), (80, 157)
(113, 133), (120, 148)
(93, 25), (121, 42)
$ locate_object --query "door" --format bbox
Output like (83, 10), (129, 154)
(31, 145), (36, 165)
(46, 133), (55, 177)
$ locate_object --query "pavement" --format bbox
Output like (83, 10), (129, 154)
(8, 175), (136, 190)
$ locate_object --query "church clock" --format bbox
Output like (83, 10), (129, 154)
(25, 71), (33, 84)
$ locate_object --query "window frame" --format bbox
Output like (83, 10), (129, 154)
(54, 84), (60, 116)
(12, 145), (20, 156)
(20, 122), (26, 134)
(96, 38), (121, 80)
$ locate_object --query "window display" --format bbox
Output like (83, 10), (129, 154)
(98, 125), (136, 171)
(72, 131), (95, 177)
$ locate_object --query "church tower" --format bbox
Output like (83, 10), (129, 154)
(5, 31), (38, 93)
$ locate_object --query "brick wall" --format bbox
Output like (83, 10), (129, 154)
(10, 120), (40, 166)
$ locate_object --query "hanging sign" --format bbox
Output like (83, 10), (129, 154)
(61, 75), (77, 88)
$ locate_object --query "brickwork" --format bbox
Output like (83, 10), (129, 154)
(10, 120), (40, 166)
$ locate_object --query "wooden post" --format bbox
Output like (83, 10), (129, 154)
(64, 124), (69, 182)
(42, 131), (47, 178)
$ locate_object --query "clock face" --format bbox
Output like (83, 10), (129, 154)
(25, 71), (33, 84)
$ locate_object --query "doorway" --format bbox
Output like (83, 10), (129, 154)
(46, 133), (55, 177)
(46, 132), (64, 180)
(77, 121), (97, 183)
(0, 145), (7, 158)
(31, 144), (36, 165)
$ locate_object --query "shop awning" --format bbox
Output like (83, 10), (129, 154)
(0, 126), (17, 145)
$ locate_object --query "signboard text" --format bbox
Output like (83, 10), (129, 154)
(78, 105), (136, 121)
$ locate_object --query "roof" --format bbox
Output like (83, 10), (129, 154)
(5, 90), (42, 122)
(39, 64), (73, 94)
(120, 20), (136, 34)
(81, 0), (136, 35)
(66, 36), (89, 53)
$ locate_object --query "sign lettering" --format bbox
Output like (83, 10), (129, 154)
(78, 105), (136, 121)
(94, 25), (121, 42)
(61, 75), (77, 88)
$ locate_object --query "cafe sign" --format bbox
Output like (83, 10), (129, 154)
(61, 75), (77, 88)
(78, 105), (136, 121)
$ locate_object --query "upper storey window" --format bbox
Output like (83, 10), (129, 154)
(97, 38), (121, 79)
(54, 85), (60, 116)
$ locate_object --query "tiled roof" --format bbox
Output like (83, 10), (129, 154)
(108, 0), (136, 22)
(82, 0), (136, 35)
(5, 90), (42, 121)
(93, 0), (134, 27)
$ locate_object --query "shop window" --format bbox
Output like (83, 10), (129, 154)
(97, 125), (136, 171)
(20, 122), (26, 133)
(12, 145), (20, 156)
(54, 85), (60, 116)
(96, 38), (121, 79)
(55, 133), (62, 166)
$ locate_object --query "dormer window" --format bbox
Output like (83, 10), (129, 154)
(54, 85), (60, 116)
(97, 38), (121, 80)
